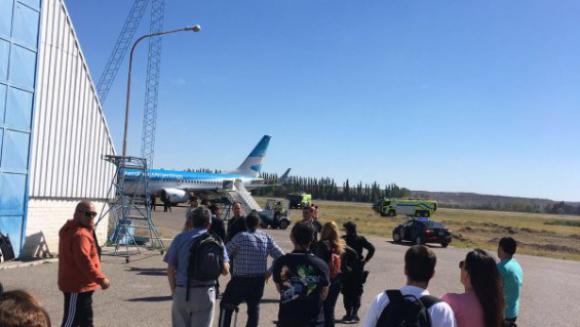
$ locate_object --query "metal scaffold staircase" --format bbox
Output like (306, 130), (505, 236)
(96, 155), (164, 263)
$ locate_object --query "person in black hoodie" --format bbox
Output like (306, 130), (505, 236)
(340, 221), (375, 323)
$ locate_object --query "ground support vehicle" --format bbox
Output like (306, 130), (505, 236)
(287, 193), (312, 209)
(375, 198), (437, 217)
(259, 199), (291, 230)
(392, 218), (452, 247)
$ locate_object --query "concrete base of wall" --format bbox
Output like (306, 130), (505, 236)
(22, 199), (110, 259)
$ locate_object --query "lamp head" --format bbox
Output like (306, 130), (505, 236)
(186, 24), (201, 32)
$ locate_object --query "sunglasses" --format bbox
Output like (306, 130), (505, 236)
(83, 211), (98, 218)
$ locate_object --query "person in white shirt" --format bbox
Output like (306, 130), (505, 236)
(362, 245), (457, 327)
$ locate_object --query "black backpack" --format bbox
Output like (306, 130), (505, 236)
(186, 233), (224, 300)
(376, 290), (441, 327)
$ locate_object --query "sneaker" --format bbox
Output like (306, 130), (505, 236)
(351, 314), (360, 322)
(341, 314), (352, 322)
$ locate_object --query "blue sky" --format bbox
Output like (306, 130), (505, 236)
(65, 0), (580, 201)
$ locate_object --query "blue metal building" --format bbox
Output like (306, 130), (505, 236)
(0, 0), (116, 259)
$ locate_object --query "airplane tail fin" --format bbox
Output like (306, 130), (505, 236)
(233, 135), (271, 177)
(279, 168), (291, 184)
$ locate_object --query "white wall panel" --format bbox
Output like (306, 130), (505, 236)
(29, 0), (115, 200)
(23, 199), (110, 258)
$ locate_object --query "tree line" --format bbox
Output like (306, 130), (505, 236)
(185, 168), (580, 216)
(253, 173), (410, 203)
(438, 199), (580, 215)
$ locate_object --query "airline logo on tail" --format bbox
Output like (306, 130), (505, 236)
(232, 135), (271, 177)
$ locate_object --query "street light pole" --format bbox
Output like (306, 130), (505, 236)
(122, 24), (201, 157)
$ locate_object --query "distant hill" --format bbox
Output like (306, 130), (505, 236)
(410, 190), (580, 214)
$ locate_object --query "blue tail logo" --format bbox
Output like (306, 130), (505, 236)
(234, 135), (271, 177)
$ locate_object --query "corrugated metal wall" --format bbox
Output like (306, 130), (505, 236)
(29, 0), (116, 200)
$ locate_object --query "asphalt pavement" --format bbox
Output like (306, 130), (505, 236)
(1, 207), (579, 326)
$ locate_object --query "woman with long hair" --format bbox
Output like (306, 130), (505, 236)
(442, 249), (505, 327)
(312, 221), (345, 327)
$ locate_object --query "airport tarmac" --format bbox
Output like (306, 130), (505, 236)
(1, 207), (579, 326)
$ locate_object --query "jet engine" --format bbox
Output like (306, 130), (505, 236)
(160, 188), (190, 204)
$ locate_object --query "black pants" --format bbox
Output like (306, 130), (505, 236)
(341, 272), (363, 315)
(61, 291), (94, 327)
(323, 279), (341, 327)
(504, 317), (518, 327)
(218, 276), (265, 327)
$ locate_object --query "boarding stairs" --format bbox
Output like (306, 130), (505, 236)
(226, 180), (262, 215)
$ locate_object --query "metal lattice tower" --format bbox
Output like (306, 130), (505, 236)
(96, 155), (165, 263)
(96, 0), (149, 102)
(94, 0), (167, 261)
(96, 0), (166, 168)
(141, 0), (165, 168)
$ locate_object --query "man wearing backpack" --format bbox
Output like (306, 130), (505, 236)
(218, 211), (284, 327)
(362, 245), (456, 327)
(165, 207), (230, 327)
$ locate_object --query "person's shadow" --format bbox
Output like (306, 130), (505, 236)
(126, 295), (172, 302)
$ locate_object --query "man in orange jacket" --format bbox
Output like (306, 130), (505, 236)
(58, 201), (110, 327)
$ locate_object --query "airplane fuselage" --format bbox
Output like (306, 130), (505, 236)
(124, 169), (264, 195)
(120, 135), (275, 207)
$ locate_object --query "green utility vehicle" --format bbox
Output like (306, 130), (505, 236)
(287, 193), (312, 209)
(374, 198), (438, 217)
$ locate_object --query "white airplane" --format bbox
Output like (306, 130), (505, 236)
(123, 135), (289, 210)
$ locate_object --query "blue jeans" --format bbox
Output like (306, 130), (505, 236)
(218, 276), (265, 327)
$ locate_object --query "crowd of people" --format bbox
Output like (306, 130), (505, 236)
(0, 200), (524, 327)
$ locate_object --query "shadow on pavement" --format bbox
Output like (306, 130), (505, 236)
(386, 241), (443, 248)
(126, 295), (172, 302)
(128, 267), (167, 276)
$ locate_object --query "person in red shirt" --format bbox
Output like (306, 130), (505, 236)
(58, 201), (110, 327)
